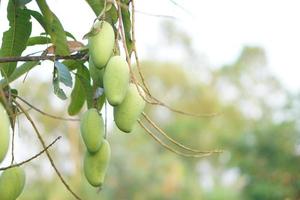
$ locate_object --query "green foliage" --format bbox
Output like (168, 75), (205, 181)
(36, 0), (69, 55)
(0, 61), (40, 87)
(68, 69), (87, 116)
(0, 0), (32, 77)
(52, 61), (73, 100)
(76, 65), (94, 109)
(120, 0), (133, 55)
(27, 36), (51, 46)
(85, 0), (105, 16)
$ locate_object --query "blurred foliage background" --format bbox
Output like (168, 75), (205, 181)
(3, 21), (300, 200)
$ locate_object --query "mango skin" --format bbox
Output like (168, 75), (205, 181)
(88, 21), (115, 69)
(103, 56), (130, 106)
(0, 103), (10, 163)
(0, 166), (26, 200)
(114, 83), (146, 133)
(80, 108), (104, 153)
(84, 139), (111, 187)
(89, 56), (105, 87)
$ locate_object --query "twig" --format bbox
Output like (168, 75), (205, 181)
(0, 136), (62, 171)
(11, 128), (15, 165)
(0, 53), (87, 63)
(14, 95), (80, 121)
(13, 99), (82, 200)
(138, 120), (214, 158)
(142, 112), (223, 154)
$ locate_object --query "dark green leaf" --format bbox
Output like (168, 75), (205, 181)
(121, 1), (133, 55)
(24, 9), (47, 31)
(62, 60), (85, 71)
(95, 90), (105, 111)
(27, 36), (51, 46)
(36, 0), (69, 55)
(54, 61), (73, 87)
(106, 4), (118, 25)
(16, 0), (32, 7)
(65, 31), (77, 41)
(53, 77), (67, 100)
(0, 0), (32, 77)
(0, 61), (40, 87)
(85, 0), (105, 16)
(68, 67), (87, 115)
(77, 65), (93, 109)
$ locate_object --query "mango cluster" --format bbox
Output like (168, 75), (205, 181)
(88, 20), (146, 133)
(0, 103), (26, 200)
(80, 108), (110, 188)
(79, 20), (146, 189)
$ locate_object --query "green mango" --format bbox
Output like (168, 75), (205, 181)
(103, 56), (130, 106)
(88, 21), (115, 69)
(84, 139), (111, 188)
(80, 108), (104, 153)
(0, 166), (26, 200)
(0, 103), (10, 163)
(89, 56), (105, 87)
(114, 83), (146, 133)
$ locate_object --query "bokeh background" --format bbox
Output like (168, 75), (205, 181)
(1, 0), (300, 199)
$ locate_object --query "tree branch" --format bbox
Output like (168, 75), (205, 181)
(0, 53), (87, 63)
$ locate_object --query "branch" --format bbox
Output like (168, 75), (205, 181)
(0, 53), (87, 63)
(0, 136), (61, 171)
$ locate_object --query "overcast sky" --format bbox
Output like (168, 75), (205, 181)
(0, 0), (299, 92)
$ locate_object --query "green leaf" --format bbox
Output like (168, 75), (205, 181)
(121, 1), (133, 55)
(77, 65), (93, 109)
(24, 9), (47, 31)
(0, 0), (32, 77)
(16, 0), (32, 7)
(68, 67), (87, 115)
(54, 61), (73, 87)
(106, 4), (118, 25)
(95, 89), (105, 111)
(65, 31), (77, 41)
(62, 60), (85, 71)
(0, 61), (40, 87)
(36, 0), (69, 55)
(27, 36), (51, 46)
(53, 77), (67, 100)
(85, 0), (105, 16)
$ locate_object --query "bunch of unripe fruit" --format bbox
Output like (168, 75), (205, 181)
(80, 20), (146, 188)
(0, 20), (146, 197)
(0, 104), (26, 200)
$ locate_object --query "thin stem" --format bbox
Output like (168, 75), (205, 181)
(138, 120), (214, 158)
(0, 136), (61, 171)
(142, 113), (223, 154)
(0, 53), (87, 63)
(11, 128), (15, 165)
(13, 99), (82, 200)
(14, 95), (80, 121)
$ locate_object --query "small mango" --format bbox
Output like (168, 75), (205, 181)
(0, 103), (10, 163)
(114, 83), (146, 133)
(88, 21), (115, 69)
(0, 166), (26, 200)
(80, 108), (104, 153)
(103, 56), (130, 106)
(84, 139), (111, 188)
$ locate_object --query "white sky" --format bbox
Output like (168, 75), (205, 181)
(0, 0), (300, 92)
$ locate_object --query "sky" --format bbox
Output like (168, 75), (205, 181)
(0, 0), (300, 92)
